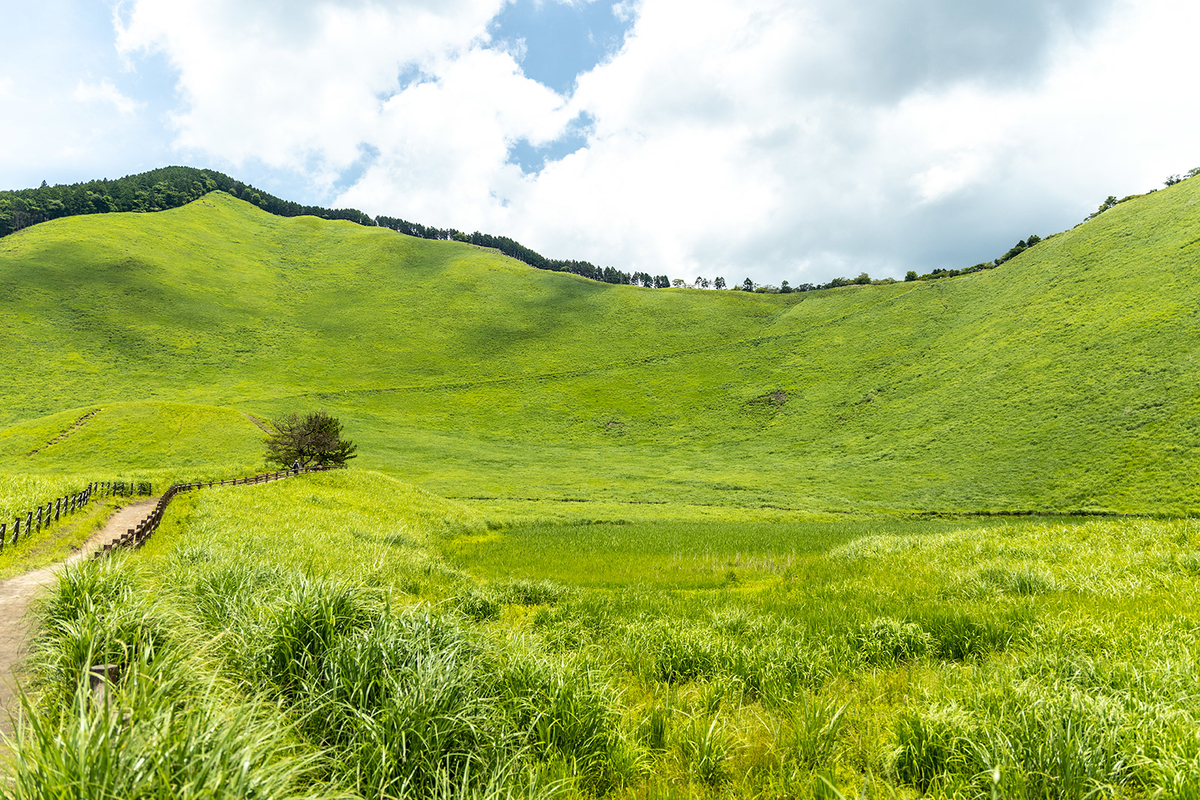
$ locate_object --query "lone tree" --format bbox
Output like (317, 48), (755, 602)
(264, 411), (357, 468)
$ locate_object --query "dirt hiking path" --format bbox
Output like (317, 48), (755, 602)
(0, 498), (158, 739)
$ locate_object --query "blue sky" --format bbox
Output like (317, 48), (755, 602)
(2, 0), (1199, 286)
(491, 1), (631, 95)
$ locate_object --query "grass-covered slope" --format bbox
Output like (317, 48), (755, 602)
(20, 473), (1200, 798)
(1, 185), (1198, 513)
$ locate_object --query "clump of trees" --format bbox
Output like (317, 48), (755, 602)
(1087, 196), (1119, 221)
(1164, 168), (1200, 187)
(264, 412), (357, 468)
(898, 233), (1044, 285)
(13, 163), (1200, 297)
(374, 215), (668, 288)
(703, 231), (1054, 294)
(1083, 167), (1200, 225)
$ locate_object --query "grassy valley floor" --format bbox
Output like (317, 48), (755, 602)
(8, 470), (1200, 799)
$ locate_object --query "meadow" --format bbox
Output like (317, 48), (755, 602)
(8, 471), (1200, 798)
(3, 176), (1200, 797)
(1, 180), (1200, 514)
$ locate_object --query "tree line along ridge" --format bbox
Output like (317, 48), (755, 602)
(0, 166), (667, 289)
(3, 164), (1197, 292)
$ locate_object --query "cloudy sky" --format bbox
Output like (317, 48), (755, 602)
(2, 0), (1198, 285)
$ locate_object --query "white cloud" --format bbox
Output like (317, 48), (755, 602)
(75, 78), (141, 115)
(479, 0), (1200, 282)
(337, 46), (569, 228)
(0, 4), (171, 188)
(114, 0), (510, 186)
(102, 0), (1200, 284)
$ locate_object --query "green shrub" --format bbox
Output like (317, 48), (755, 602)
(38, 557), (133, 630)
(623, 620), (717, 684)
(7, 655), (317, 800)
(777, 694), (847, 769)
(911, 607), (1030, 661)
(496, 651), (628, 792)
(32, 558), (169, 712)
(456, 588), (502, 622)
(714, 636), (831, 703)
(187, 561), (282, 631)
(853, 617), (933, 665)
(637, 703), (671, 751)
(258, 578), (373, 701)
(530, 597), (613, 651)
(299, 611), (508, 797)
(678, 717), (731, 786)
(496, 579), (572, 606)
(894, 706), (978, 791)
(963, 565), (1057, 597)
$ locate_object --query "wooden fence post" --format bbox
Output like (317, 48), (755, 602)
(13, 517), (20, 545)
(0, 522), (5, 552)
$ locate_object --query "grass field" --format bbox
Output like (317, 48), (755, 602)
(1, 179), (1199, 513)
(11, 472), (1200, 798)
(3, 175), (1200, 796)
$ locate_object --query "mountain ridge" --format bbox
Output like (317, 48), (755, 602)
(0, 165), (667, 288)
(1, 183), (1198, 514)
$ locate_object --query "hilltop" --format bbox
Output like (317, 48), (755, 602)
(2, 183), (1199, 514)
(0, 166), (666, 288)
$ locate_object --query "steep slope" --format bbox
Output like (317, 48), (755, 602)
(1, 185), (1198, 513)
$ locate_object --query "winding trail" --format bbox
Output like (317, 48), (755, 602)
(0, 498), (158, 738)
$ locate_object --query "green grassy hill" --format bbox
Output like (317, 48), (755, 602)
(2, 184), (1199, 514)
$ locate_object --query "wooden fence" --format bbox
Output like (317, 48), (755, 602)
(94, 465), (341, 558)
(1, 480), (150, 554)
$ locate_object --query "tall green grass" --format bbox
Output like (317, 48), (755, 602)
(11, 555), (327, 800)
(8, 160), (1200, 798)
(12, 476), (1200, 798)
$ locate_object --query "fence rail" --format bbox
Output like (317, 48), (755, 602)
(94, 465), (341, 558)
(1, 480), (150, 554)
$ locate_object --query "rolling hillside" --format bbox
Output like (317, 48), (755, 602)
(2, 183), (1199, 514)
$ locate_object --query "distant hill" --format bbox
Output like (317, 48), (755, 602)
(2, 184), (1199, 514)
(0, 166), (375, 235)
(0, 166), (666, 288)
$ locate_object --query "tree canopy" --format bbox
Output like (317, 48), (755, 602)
(264, 412), (358, 468)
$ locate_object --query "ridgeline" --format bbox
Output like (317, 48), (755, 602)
(0, 166), (666, 288)
(1, 178), (1198, 514)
